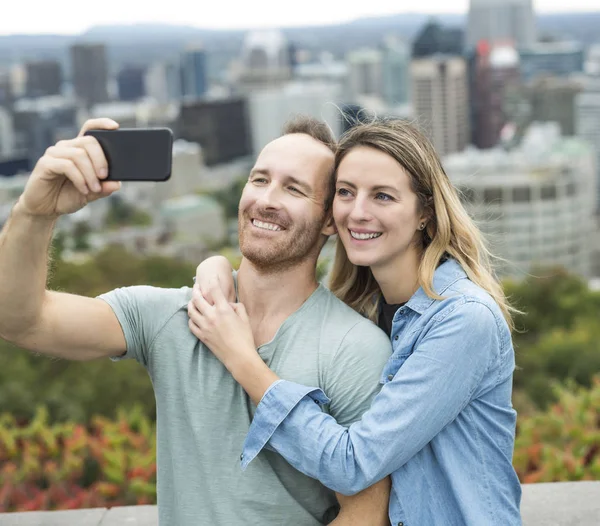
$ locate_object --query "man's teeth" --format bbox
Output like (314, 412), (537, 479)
(253, 219), (282, 231)
(350, 231), (382, 240)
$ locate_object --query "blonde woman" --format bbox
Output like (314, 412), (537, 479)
(189, 119), (522, 525)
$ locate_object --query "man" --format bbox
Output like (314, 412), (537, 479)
(0, 116), (392, 525)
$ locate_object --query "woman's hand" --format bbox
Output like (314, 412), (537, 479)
(194, 256), (235, 305)
(188, 279), (256, 371)
(188, 279), (280, 404)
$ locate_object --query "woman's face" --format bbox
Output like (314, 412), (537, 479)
(333, 146), (425, 272)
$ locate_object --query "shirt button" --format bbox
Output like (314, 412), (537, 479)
(387, 374), (394, 381)
(240, 454), (244, 461)
(398, 522), (404, 526)
(394, 335), (399, 341)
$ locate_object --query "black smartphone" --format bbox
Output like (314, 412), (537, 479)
(84, 127), (173, 182)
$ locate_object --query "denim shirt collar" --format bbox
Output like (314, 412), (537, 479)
(404, 258), (467, 315)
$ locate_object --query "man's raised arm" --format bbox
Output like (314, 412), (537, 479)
(0, 118), (126, 361)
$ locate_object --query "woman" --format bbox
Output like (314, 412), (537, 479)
(189, 119), (522, 525)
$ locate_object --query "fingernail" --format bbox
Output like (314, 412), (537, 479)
(93, 182), (101, 192)
(99, 168), (108, 178)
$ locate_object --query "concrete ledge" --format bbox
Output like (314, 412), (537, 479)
(0, 482), (598, 525)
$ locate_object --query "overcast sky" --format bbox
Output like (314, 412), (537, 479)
(1, 0), (598, 36)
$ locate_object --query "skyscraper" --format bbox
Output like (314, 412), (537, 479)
(25, 61), (63, 98)
(70, 43), (109, 107)
(466, 0), (536, 51)
(411, 56), (471, 156)
(181, 46), (208, 100)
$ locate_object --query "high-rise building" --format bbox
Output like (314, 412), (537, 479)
(181, 46), (208, 100)
(505, 75), (584, 137)
(12, 96), (78, 167)
(247, 81), (342, 155)
(381, 37), (410, 106)
(445, 123), (596, 279)
(347, 49), (383, 99)
(470, 41), (520, 149)
(178, 97), (252, 166)
(70, 43), (109, 107)
(411, 56), (471, 156)
(146, 61), (182, 103)
(466, 0), (536, 51)
(576, 90), (600, 211)
(117, 66), (146, 101)
(0, 107), (15, 158)
(412, 20), (464, 58)
(520, 42), (585, 82)
(25, 61), (63, 98)
(0, 71), (12, 109)
(238, 30), (293, 91)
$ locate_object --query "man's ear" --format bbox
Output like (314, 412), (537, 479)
(321, 212), (337, 237)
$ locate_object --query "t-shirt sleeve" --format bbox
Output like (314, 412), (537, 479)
(324, 319), (392, 427)
(97, 285), (189, 368)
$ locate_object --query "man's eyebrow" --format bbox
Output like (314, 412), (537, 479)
(249, 168), (269, 177)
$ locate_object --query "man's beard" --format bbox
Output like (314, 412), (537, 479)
(238, 208), (325, 273)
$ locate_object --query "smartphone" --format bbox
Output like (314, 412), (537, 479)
(84, 128), (173, 182)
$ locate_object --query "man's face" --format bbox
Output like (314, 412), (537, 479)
(238, 134), (335, 272)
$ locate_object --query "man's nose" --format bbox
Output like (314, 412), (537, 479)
(257, 184), (282, 210)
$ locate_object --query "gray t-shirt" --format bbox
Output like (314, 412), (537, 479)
(99, 282), (391, 526)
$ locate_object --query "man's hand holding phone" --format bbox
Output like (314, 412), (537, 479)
(17, 118), (122, 219)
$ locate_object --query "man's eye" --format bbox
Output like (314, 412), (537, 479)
(289, 186), (302, 194)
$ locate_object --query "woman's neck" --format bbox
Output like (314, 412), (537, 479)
(372, 248), (422, 305)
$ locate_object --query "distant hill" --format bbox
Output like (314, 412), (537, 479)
(0, 12), (598, 80)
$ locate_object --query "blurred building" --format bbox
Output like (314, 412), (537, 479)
(247, 81), (342, 154)
(237, 30), (293, 91)
(12, 96), (78, 167)
(117, 65), (146, 102)
(70, 43), (109, 107)
(146, 61), (182, 103)
(576, 91), (600, 211)
(181, 46), (208, 100)
(179, 97), (252, 166)
(381, 37), (411, 106)
(470, 41), (520, 149)
(159, 194), (226, 262)
(347, 49), (383, 100)
(520, 42), (585, 82)
(505, 75), (585, 137)
(0, 107), (15, 158)
(411, 56), (470, 156)
(412, 20), (464, 58)
(445, 123), (596, 279)
(466, 0), (536, 51)
(25, 61), (63, 98)
(0, 71), (12, 108)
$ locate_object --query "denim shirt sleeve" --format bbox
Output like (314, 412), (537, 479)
(241, 300), (502, 495)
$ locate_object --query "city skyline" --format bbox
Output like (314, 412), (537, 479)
(1, 0), (599, 36)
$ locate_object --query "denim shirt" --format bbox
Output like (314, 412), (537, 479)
(240, 259), (522, 526)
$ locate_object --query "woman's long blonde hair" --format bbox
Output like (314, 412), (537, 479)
(328, 118), (516, 331)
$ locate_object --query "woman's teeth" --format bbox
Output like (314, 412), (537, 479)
(350, 231), (382, 240)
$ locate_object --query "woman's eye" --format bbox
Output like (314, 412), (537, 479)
(375, 192), (392, 201)
(336, 188), (351, 197)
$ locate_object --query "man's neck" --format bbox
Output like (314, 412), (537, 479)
(236, 258), (319, 346)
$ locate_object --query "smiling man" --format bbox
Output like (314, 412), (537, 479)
(0, 115), (392, 525)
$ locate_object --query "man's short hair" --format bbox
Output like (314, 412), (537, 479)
(282, 115), (336, 210)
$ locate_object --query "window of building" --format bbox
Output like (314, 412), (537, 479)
(483, 187), (503, 204)
(512, 186), (531, 203)
(541, 185), (557, 200)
